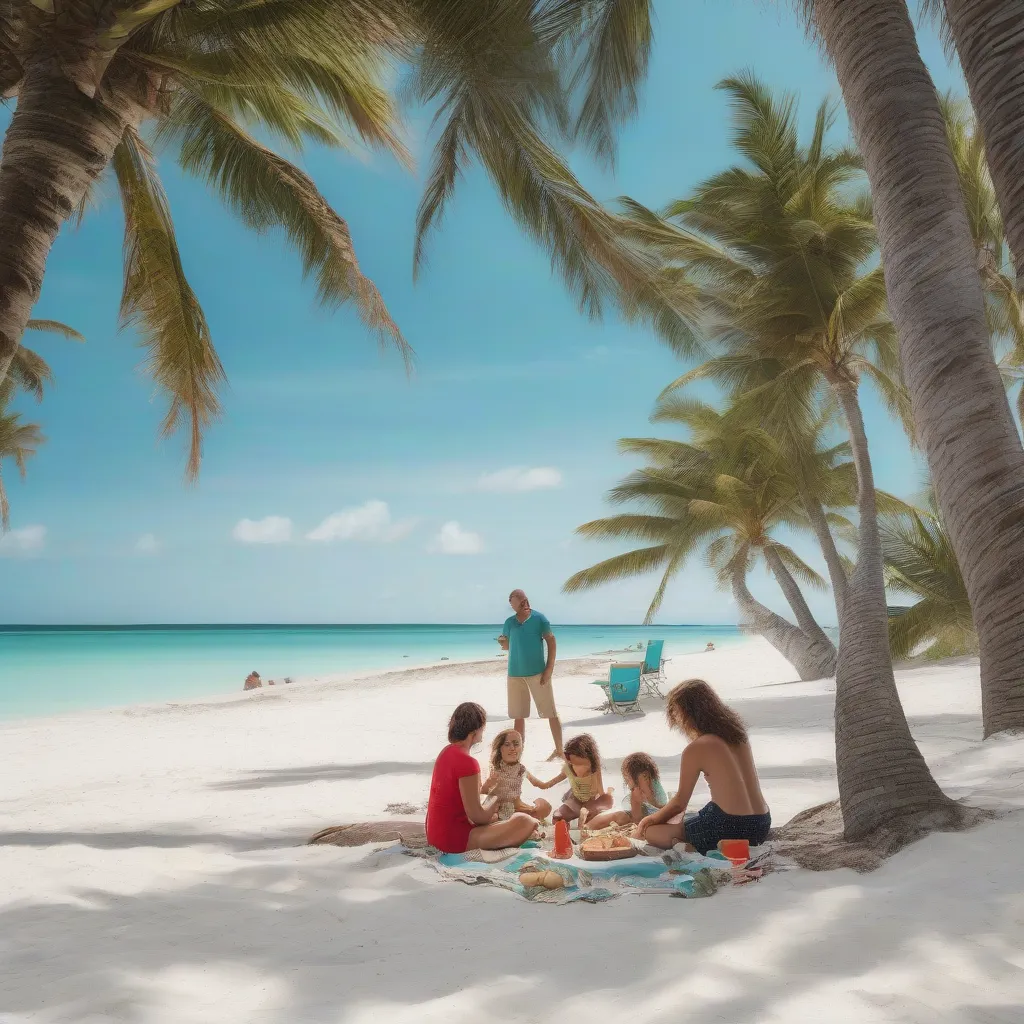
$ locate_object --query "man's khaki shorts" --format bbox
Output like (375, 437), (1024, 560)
(507, 673), (558, 719)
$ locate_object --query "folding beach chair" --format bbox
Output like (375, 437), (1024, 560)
(640, 639), (666, 698)
(591, 664), (643, 716)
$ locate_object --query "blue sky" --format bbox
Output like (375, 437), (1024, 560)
(0, 4), (960, 626)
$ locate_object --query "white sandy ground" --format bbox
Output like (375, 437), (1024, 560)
(2, 638), (1024, 1024)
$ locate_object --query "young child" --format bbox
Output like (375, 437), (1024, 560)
(584, 752), (667, 831)
(481, 729), (552, 822)
(535, 734), (613, 823)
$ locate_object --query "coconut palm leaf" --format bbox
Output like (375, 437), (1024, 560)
(113, 127), (224, 482)
(881, 505), (976, 660)
(566, 394), (838, 641)
(25, 319), (85, 342)
(0, 377), (46, 531)
(1, 0), (672, 476)
(160, 91), (409, 362)
(552, 0), (654, 168)
(563, 543), (674, 593)
(9, 320), (83, 401)
(769, 542), (827, 591)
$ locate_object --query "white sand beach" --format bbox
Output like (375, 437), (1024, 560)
(3, 638), (1023, 1023)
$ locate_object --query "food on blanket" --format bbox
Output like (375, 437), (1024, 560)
(518, 869), (565, 889)
(580, 834), (632, 852)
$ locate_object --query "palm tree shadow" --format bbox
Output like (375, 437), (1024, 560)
(2, 817), (1019, 1024)
(209, 761), (437, 790)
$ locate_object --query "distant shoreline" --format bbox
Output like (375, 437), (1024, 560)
(0, 621), (748, 632)
(0, 624), (750, 723)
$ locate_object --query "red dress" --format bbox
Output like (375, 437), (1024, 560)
(425, 744), (480, 853)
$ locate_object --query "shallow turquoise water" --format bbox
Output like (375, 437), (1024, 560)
(0, 623), (743, 721)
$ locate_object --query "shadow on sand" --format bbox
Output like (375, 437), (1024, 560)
(2, 815), (1022, 1023)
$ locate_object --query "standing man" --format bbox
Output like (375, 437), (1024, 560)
(498, 589), (563, 761)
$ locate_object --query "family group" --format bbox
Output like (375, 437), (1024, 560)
(423, 590), (772, 856)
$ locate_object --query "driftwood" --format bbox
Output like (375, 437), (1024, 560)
(308, 820), (427, 848)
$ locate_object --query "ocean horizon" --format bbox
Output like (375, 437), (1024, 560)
(0, 622), (746, 722)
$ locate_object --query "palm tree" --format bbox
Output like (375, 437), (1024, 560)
(938, 93), (1024, 420)
(808, 0), (1024, 741)
(882, 500), (977, 662)
(928, 0), (1024, 290)
(0, 0), (676, 477)
(564, 398), (839, 680)
(617, 73), (960, 842)
(0, 367), (46, 532)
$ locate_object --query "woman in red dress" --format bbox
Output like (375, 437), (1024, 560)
(425, 702), (539, 853)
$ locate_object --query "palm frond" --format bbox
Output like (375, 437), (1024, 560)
(7, 346), (53, 402)
(768, 541), (827, 590)
(160, 91), (410, 365)
(560, 0), (654, 168)
(113, 126), (225, 481)
(26, 319), (85, 342)
(563, 543), (672, 592)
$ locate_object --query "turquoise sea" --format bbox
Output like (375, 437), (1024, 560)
(0, 623), (744, 721)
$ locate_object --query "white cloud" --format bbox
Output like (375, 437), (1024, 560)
(430, 521), (484, 555)
(0, 524), (46, 557)
(477, 466), (563, 492)
(135, 533), (160, 555)
(232, 516), (293, 544)
(306, 500), (416, 544)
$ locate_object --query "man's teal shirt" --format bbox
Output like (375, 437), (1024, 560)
(502, 611), (553, 677)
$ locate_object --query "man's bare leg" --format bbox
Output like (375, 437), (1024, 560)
(514, 718), (526, 745)
(546, 716), (563, 760)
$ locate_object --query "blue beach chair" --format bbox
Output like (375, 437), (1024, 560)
(640, 640), (666, 698)
(591, 664), (643, 716)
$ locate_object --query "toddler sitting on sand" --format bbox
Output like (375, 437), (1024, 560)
(534, 734), (613, 823)
(581, 751), (667, 831)
(481, 729), (552, 822)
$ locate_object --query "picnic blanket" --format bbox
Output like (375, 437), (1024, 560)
(396, 840), (774, 904)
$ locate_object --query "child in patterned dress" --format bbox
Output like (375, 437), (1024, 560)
(481, 729), (552, 822)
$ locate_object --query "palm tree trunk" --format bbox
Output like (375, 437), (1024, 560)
(802, 492), (848, 622)
(812, 0), (1024, 740)
(830, 376), (961, 840)
(944, 0), (1024, 289)
(0, 60), (136, 381)
(763, 545), (838, 674)
(730, 556), (836, 681)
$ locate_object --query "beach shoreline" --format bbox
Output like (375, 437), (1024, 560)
(0, 622), (745, 723)
(4, 636), (1022, 1023)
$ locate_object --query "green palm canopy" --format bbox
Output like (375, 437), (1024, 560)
(882, 501), (977, 662)
(0, 0), (679, 477)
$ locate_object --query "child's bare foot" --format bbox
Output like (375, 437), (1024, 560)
(546, 749), (563, 761)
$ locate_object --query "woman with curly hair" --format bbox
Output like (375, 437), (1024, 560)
(635, 679), (770, 854)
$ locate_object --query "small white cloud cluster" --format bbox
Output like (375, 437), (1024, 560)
(306, 500), (416, 544)
(232, 501), (421, 546)
(477, 466), (562, 492)
(429, 521), (484, 555)
(0, 524), (46, 557)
